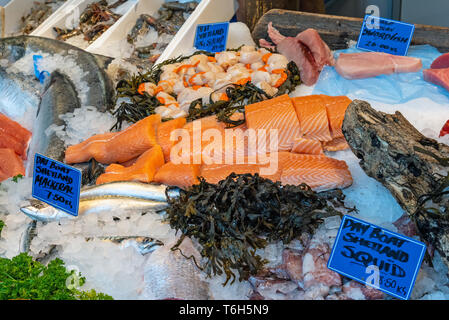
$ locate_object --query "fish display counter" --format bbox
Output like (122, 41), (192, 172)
(1, 1), (449, 303)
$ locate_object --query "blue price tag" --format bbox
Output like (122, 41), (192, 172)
(32, 153), (81, 217)
(33, 55), (50, 84)
(194, 22), (229, 53)
(357, 15), (415, 56)
(327, 215), (426, 300)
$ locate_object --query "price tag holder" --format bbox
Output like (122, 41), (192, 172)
(194, 22), (229, 53)
(327, 215), (426, 300)
(357, 15), (415, 56)
(32, 153), (81, 217)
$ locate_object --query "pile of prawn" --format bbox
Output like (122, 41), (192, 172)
(137, 45), (290, 120)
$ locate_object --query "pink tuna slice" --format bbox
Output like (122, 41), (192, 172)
(335, 52), (422, 79)
(431, 52), (449, 69)
(423, 67), (449, 92)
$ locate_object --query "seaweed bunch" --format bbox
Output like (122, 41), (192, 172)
(165, 173), (346, 285)
(112, 53), (301, 130)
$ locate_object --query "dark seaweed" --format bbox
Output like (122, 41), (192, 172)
(165, 173), (346, 285)
(112, 54), (301, 130)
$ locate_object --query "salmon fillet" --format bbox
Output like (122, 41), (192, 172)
(153, 162), (201, 188)
(323, 137), (350, 152)
(168, 115), (228, 165)
(200, 158), (282, 184)
(292, 95), (332, 141)
(0, 148), (25, 182)
(96, 145), (165, 185)
(245, 94), (301, 151)
(0, 113), (32, 159)
(291, 137), (323, 155)
(65, 114), (161, 164)
(278, 152), (352, 191)
(323, 96), (352, 139)
(157, 117), (187, 162)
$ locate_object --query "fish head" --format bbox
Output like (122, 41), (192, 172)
(20, 205), (43, 221)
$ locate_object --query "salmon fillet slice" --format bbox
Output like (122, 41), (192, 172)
(245, 94), (301, 151)
(278, 152), (352, 191)
(65, 114), (161, 164)
(0, 113), (32, 159)
(323, 137), (350, 152)
(292, 95), (332, 141)
(323, 96), (352, 139)
(96, 145), (165, 185)
(0, 148), (25, 182)
(291, 137), (324, 155)
(200, 157), (282, 185)
(153, 162), (201, 188)
(157, 117), (187, 162)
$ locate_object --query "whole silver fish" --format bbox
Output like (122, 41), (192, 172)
(80, 181), (180, 202)
(20, 196), (168, 222)
(19, 220), (37, 253)
(142, 237), (210, 300)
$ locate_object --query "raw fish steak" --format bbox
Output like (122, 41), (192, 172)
(423, 67), (449, 92)
(430, 52), (449, 69)
(335, 52), (422, 79)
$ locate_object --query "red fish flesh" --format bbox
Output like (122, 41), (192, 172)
(431, 52), (449, 69)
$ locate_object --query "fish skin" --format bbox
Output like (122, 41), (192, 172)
(0, 36), (114, 108)
(20, 196), (169, 222)
(0, 68), (41, 121)
(26, 71), (80, 172)
(80, 181), (180, 202)
(0, 36), (115, 177)
(19, 220), (37, 253)
(142, 237), (210, 300)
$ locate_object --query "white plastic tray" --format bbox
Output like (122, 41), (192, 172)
(156, 0), (238, 63)
(86, 0), (164, 57)
(1, 0), (68, 37)
(1, 0), (239, 62)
